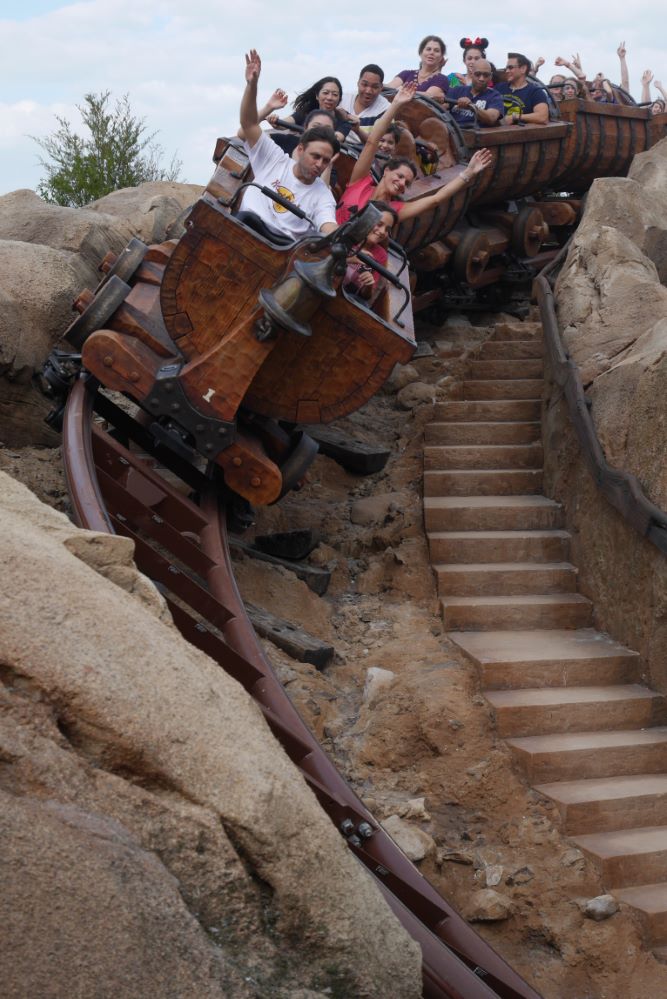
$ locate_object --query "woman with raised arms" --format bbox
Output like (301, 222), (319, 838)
(270, 76), (354, 143)
(336, 82), (492, 227)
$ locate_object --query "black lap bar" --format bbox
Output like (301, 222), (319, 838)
(258, 186), (309, 219)
(234, 210), (296, 246)
(356, 251), (403, 289)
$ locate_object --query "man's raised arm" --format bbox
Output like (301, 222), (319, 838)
(240, 49), (263, 148)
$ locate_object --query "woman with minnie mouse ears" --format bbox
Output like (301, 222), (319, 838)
(447, 37), (489, 88)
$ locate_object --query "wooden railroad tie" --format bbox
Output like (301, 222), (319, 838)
(245, 603), (334, 669)
(229, 536), (330, 596)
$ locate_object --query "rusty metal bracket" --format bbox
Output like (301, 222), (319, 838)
(144, 363), (236, 459)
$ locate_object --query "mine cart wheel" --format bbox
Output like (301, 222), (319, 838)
(64, 275), (132, 350)
(511, 206), (548, 258)
(453, 229), (491, 287)
(278, 431), (319, 498)
(95, 237), (148, 293)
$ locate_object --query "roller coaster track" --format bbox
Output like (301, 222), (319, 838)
(61, 374), (541, 999)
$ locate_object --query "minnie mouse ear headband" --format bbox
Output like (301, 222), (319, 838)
(460, 36), (489, 52)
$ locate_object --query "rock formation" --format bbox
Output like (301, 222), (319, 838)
(554, 138), (667, 488)
(86, 180), (203, 243)
(545, 136), (667, 691)
(0, 474), (421, 997)
(0, 183), (201, 448)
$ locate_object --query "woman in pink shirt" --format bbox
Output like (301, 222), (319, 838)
(336, 81), (492, 227)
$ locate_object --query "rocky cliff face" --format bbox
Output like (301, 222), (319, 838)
(545, 137), (667, 690)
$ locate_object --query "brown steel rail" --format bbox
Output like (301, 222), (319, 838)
(61, 375), (542, 999)
(535, 248), (667, 553)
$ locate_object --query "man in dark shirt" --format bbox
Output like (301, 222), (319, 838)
(449, 59), (504, 127)
(497, 52), (549, 125)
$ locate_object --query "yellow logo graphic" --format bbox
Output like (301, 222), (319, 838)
(272, 183), (295, 213)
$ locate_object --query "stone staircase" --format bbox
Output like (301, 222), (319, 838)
(424, 319), (667, 956)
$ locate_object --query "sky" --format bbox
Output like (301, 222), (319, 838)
(1, 1), (664, 195)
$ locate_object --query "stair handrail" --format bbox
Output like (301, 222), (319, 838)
(534, 245), (667, 554)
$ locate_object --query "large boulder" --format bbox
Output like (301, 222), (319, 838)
(628, 139), (667, 282)
(0, 189), (127, 285)
(0, 471), (422, 998)
(587, 316), (667, 493)
(0, 240), (91, 378)
(1, 794), (230, 999)
(546, 135), (667, 692)
(553, 138), (667, 499)
(556, 137), (667, 384)
(0, 181), (205, 447)
(576, 174), (667, 255)
(556, 224), (667, 384)
(0, 239), (95, 446)
(87, 180), (204, 243)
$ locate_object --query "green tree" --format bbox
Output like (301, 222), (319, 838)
(34, 91), (182, 207)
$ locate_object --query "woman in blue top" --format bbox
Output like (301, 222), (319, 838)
(387, 36), (449, 103)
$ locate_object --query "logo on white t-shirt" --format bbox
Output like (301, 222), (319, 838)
(272, 181), (295, 213)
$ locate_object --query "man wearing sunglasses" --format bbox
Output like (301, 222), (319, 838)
(497, 53), (549, 125)
(449, 59), (504, 126)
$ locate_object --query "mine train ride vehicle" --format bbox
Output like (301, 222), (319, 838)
(41, 86), (667, 508)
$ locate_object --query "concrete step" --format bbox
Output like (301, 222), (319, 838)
(507, 728), (667, 783)
(424, 496), (564, 532)
(615, 883), (667, 945)
(425, 421), (541, 446)
(480, 340), (544, 360)
(535, 775), (667, 835)
(574, 826), (667, 888)
(424, 443), (543, 471)
(433, 400), (541, 423)
(463, 380), (543, 401)
(468, 359), (543, 380)
(450, 629), (641, 690)
(424, 469), (544, 497)
(428, 529), (570, 564)
(486, 685), (665, 738)
(435, 561), (576, 596)
(492, 322), (543, 341)
(441, 593), (592, 631)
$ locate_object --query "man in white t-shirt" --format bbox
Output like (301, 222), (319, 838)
(340, 64), (390, 143)
(240, 49), (338, 239)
